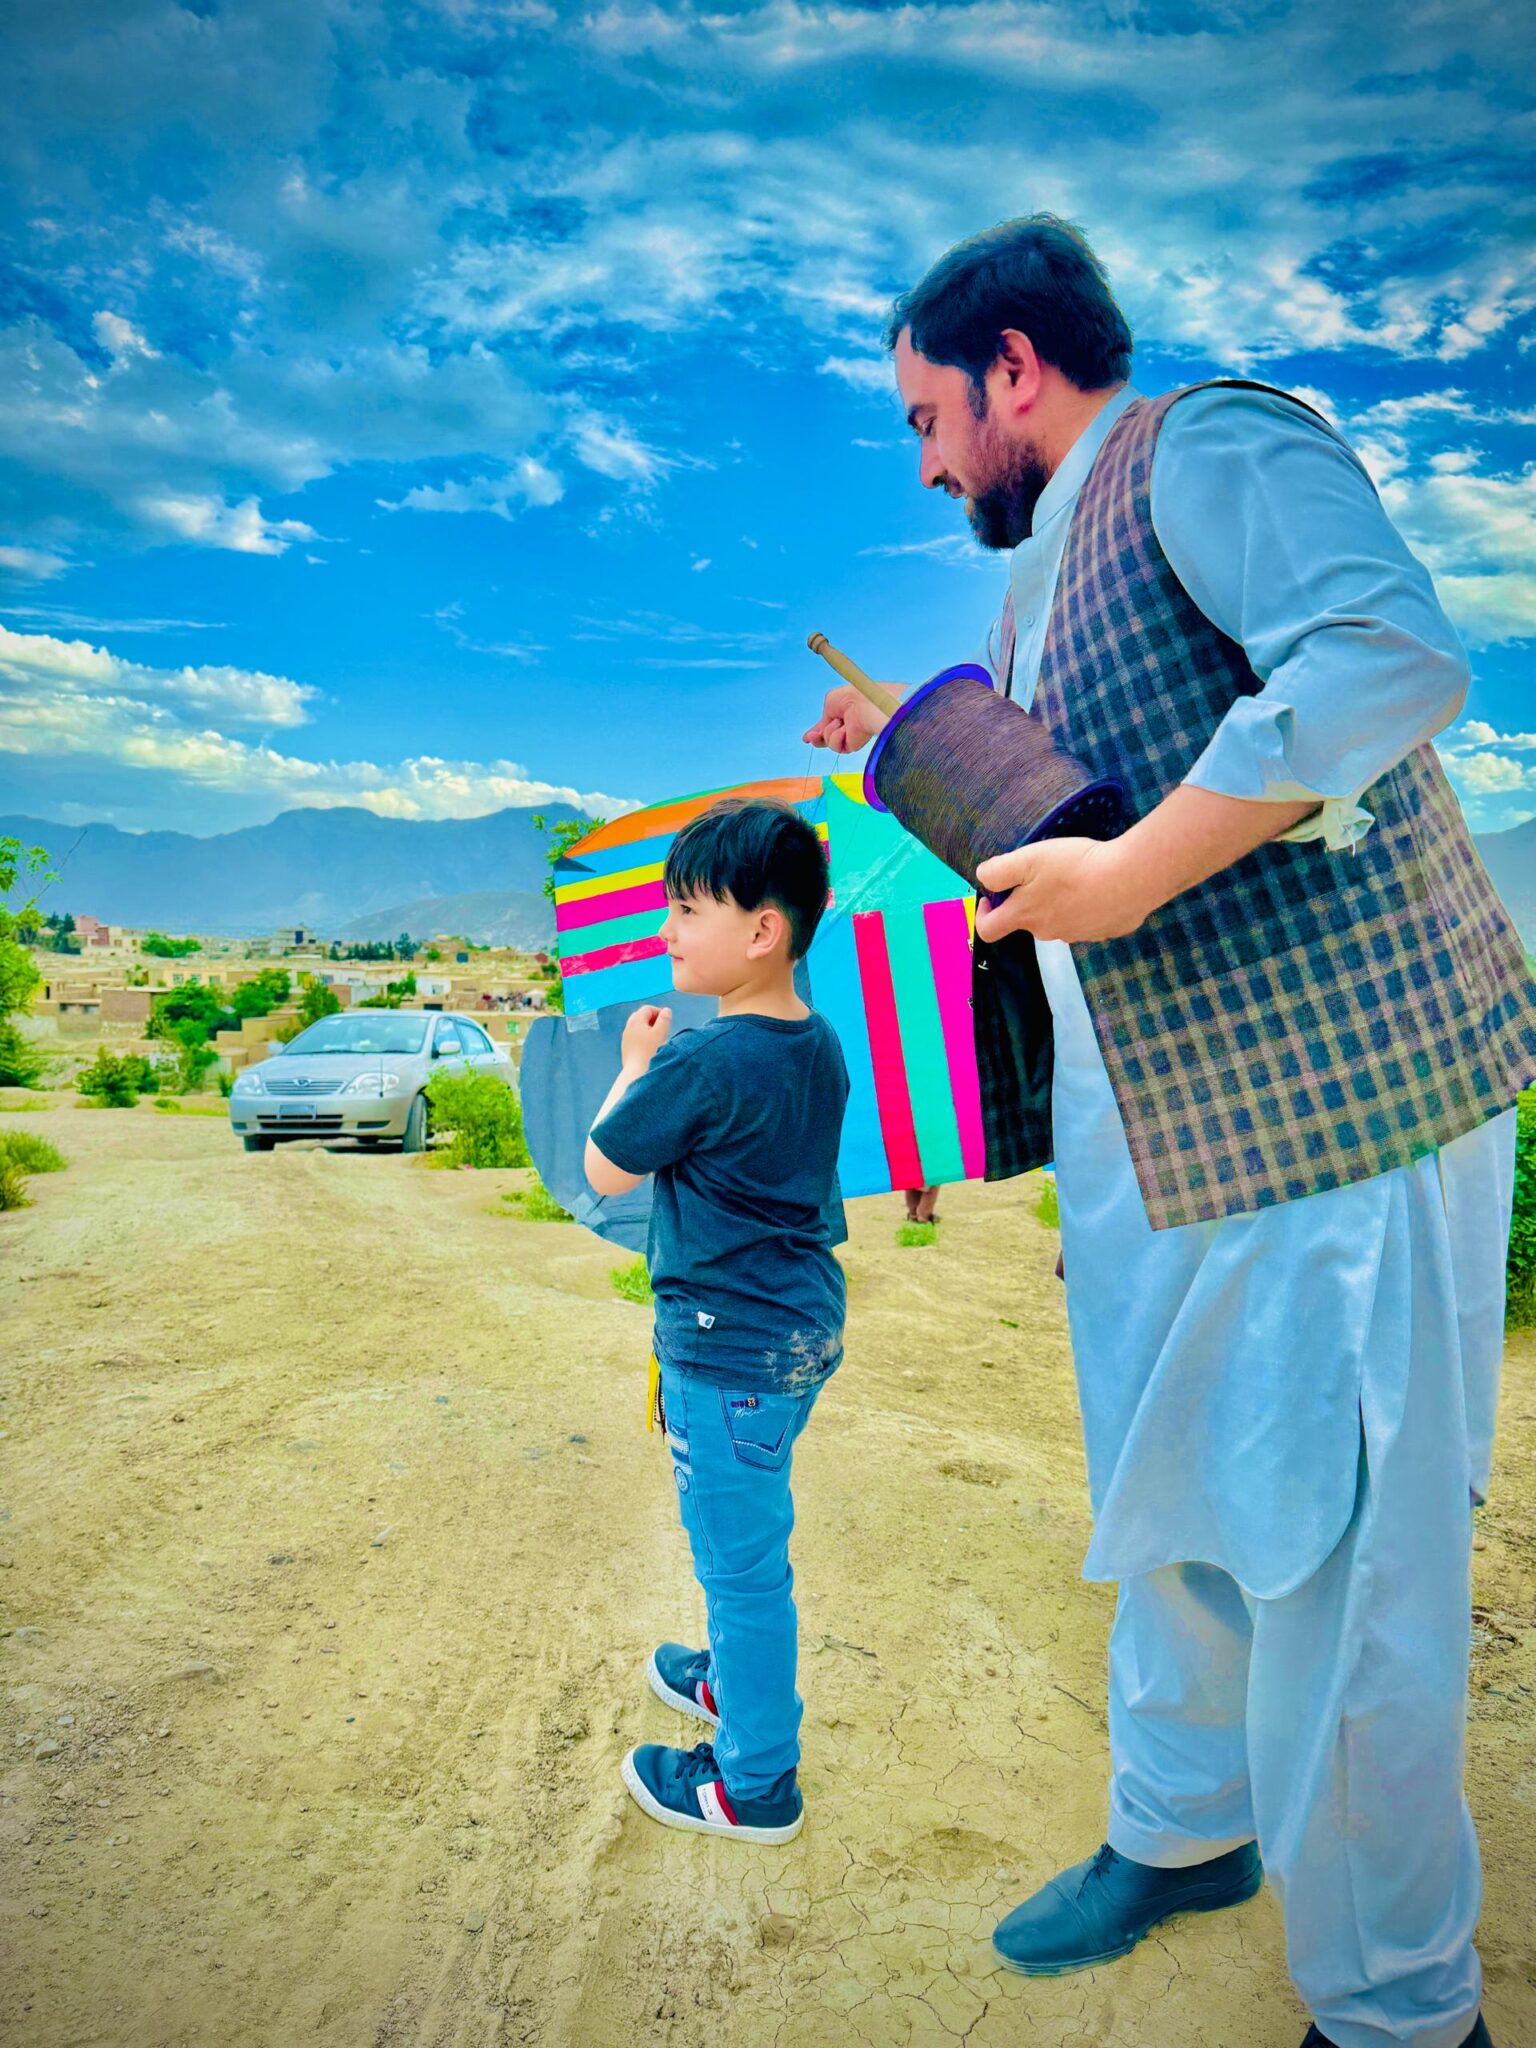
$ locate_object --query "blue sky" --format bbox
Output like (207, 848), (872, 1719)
(1, 0), (1533, 838)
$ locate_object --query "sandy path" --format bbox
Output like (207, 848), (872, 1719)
(2, 1101), (1533, 2047)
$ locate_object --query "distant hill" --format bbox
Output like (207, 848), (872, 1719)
(1475, 819), (1536, 956)
(336, 888), (552, 949)
(1, 805), (585, 937)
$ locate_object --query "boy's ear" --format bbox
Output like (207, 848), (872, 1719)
(746, 904), (790, 960)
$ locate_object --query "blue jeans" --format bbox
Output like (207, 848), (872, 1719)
(659, 1361), (826, 1800)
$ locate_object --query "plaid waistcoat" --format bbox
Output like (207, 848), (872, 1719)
(974, 380), (1536, 1229)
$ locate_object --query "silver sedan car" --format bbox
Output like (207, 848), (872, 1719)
(229, 1009), (515, 1152)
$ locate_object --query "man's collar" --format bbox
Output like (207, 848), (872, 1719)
(1031, 385), (1141, 534)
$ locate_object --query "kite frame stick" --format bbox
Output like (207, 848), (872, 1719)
(806, 632), (900, 723)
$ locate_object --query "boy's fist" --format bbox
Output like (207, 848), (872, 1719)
(621, 1004), (672, 1068)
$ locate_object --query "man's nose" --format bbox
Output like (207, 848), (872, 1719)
(919, 443), (947, 491)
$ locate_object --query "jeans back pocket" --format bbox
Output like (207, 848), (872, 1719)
(719, 1390), (798, 1471)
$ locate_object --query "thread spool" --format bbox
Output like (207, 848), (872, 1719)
(806, 631), (1127, 889)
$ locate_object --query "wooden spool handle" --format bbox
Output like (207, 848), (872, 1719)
(806, 632), (899, 723)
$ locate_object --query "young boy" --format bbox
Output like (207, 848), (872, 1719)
(584, 797), (849, 1845)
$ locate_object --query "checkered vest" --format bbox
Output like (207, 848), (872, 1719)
(974, 381), (1536, 1228)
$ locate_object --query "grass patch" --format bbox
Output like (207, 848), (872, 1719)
(0, 1097), (56, 1111)
(609, 1255), (654, 1304)
(0, 1158), (29, 1210)
(1509, 1088), (1536, 1327)
(153, 1097), (227, 1116)
(0, 1131), (66, 1175)
(896, 1219), (937, 1248)
(1033, 1171), (1060, 1230)
(500, 1177), (573, 1222)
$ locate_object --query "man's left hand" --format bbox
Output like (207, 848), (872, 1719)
(973, 837), (1152, 945)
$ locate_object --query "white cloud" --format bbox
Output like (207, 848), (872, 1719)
(0, 621), (631, 820)
(820, 356), (893, 394)
(858, 532), (998, 572)
(0, 622), (315, 726)
(0, 544), (69, 580)
(92, 311), (159, 363)
(568, 408), (677, 487)
(379, 458), (564, 521)
(134, 492), (317, 556)
(1447, 751), (1532, 796)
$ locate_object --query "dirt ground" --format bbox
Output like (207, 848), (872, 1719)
(2, 1097), (1534, 2048)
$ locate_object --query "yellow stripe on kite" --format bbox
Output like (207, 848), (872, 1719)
(555, 860), (664, 905)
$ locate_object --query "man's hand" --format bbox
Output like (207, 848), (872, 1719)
(621, 1003), (672, 1069)
(802, 682), (891, 755)
(973, 838), (1153, 945)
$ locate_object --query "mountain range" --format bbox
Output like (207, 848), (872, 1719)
(2, 805), (584, 942)
(10, 803), (1536, 956)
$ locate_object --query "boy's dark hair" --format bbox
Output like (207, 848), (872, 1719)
(664, 797), (830, 960)
(883, 214), (1133, 407)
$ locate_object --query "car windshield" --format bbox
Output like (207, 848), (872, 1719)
(280, 1015), (429, 1056)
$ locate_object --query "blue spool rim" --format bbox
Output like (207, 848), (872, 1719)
(862, 663), (996, 813)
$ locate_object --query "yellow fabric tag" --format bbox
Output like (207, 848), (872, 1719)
(646, 1350), (660, 1434)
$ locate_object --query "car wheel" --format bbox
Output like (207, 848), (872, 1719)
(401, 1095), (428, 1153)
(243, 1134), (276, 1153)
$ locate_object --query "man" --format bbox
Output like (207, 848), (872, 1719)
(805, 216), (1534, 2048)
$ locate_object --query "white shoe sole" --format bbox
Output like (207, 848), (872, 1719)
(646, 1650), (720, 1728)
(621, 1748), (804, 1844)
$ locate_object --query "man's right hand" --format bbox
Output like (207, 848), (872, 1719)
(802, 682), (895, 755)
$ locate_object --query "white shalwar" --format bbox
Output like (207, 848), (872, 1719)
(987, 385), (1516, 2048)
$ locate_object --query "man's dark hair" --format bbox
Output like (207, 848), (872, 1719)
(884, 214), (1132, 404)
(664, 797), (830, 960)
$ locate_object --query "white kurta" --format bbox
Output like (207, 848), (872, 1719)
(980, 384), (1514, 2048)
(982, 383), (1513, 1601)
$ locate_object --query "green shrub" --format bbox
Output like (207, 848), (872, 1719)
(0, 1020), (53, 1088)
(1034, 1171), (1060, 1230)
(896, 1220), (937, 1248)
(141, 932), (201, 958)
(1508, 1089), (1536, 1327)
(77, 1048), (157, 1107)
(155, 1037), (219, 1096)
(424, 1070), (530, 1168)
(0, 1131), (65, 1175)
(0, 1157), (29, 1210)
(610, 1255), (653, 1304)
(500, 1177), (573, 1222)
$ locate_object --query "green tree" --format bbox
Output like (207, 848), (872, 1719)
(395, 931), (415, 961)
(0, 838), (51, 1083)
(230, 968), (291, 1019)
(277, 978), (342, 1040)
(142, 932), (202, 958)
(149, 981), (236, 1048)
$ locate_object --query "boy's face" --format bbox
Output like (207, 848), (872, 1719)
(662, 888), (789, 995)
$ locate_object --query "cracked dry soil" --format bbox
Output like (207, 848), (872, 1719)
(2, 1101), (1534, 2048)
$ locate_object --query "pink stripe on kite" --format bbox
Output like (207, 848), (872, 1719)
(562, 934), (669, 978)
(556, 879), (667, 933)
(853, 912), (923, 1191)
(924, 897), (985, 1180)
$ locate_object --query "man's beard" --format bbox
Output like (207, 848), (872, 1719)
(964, 412), (1050, 550)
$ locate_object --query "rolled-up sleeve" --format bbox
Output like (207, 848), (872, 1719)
(1151, 388), (1471, 850)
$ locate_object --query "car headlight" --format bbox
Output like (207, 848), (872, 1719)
(345, 1072), (402, 1096)
(233, 1070), (266, 1094)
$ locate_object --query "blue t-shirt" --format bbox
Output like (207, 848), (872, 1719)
(591, 1010), (849, 1390)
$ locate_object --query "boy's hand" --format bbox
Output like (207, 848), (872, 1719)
(621, 1004), (672, 1070)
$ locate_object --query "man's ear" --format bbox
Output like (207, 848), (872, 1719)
(993, 328), (1044, 413)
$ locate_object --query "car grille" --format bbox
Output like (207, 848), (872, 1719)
(265, 1075), (346, 1096)
(257, 1113), (346, 1133)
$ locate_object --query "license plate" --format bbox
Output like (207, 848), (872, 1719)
(284, 1102), (316, 1118)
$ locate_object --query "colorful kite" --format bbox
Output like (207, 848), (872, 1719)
(548, 773), (983, 1199)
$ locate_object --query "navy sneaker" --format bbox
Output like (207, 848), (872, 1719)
(647, 1642), (720, 1728)
(993, 1840), (1261, 1975)
(621, 1741), (803, 1843)
(1303, 2020), (1489, 2048)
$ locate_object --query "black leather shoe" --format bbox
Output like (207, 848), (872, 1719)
(1302, 2016), (1490, 2048)
(993, 1840), (1261, 1976)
